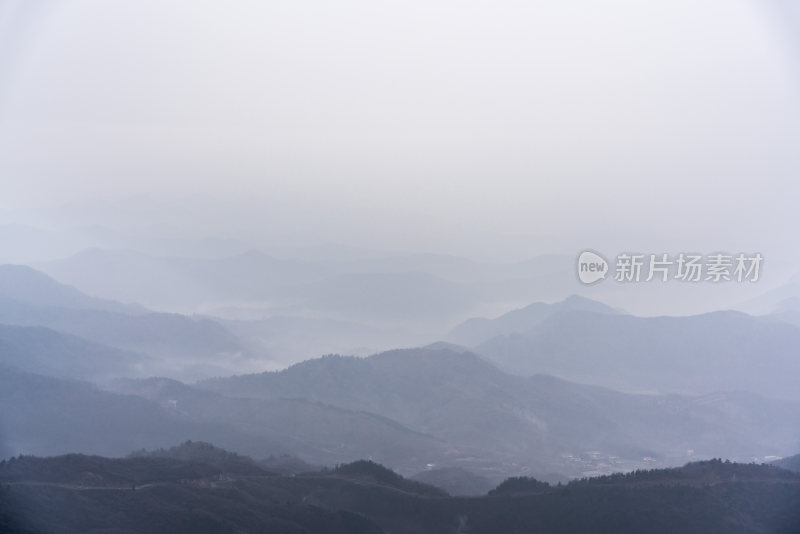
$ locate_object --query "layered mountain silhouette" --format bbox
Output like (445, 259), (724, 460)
(0, 325), (146, 381)
(0, 265), (258, 380)
(197, 347), (800, 477)
(447, 295), (621, 346)
(477, 309), (800, 399)
(5, 345), (799, 481)
(773, 454), (800, 474)
(0, 264), (139, 313)
(36, 248), (575, 327)
(449, 296), (800, 401)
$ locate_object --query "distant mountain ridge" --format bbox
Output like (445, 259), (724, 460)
(773, 454), (800, 474)
(0, 265), (259, 381)
(0, 324), (147, 381)
(0, 264), (140, 313)
(447, 295), (621, 346)
(411, 466), (495, 496)
(471, 309), (800, 400)
(36, 248), (577, 331)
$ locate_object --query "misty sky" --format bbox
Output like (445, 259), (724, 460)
(1, 0), (799, 261)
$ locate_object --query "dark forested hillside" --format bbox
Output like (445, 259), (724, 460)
(2, 450), (799, 534)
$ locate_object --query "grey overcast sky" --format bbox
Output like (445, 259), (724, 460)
(1, 0), (799, 259)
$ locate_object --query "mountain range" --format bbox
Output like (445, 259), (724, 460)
(197, 347), (800, 478)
